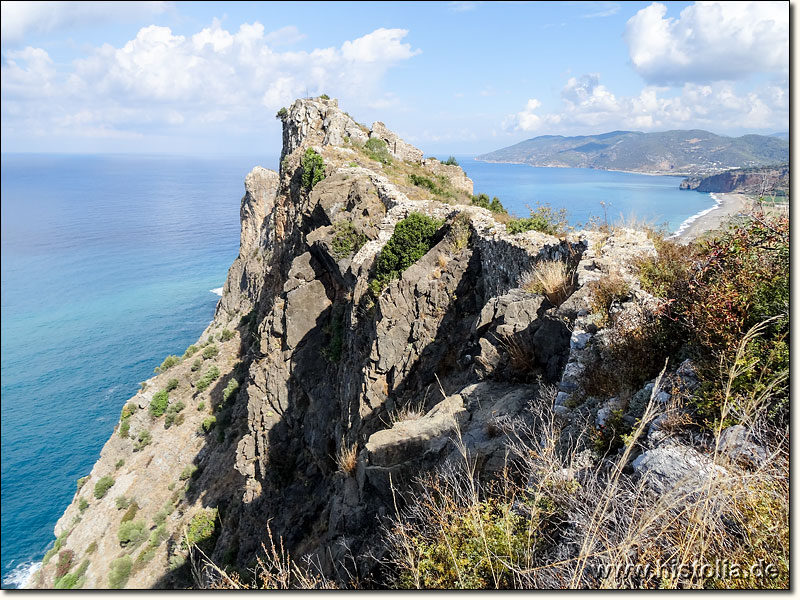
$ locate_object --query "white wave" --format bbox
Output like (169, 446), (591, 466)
(2, 560), (41, 588)
(210, 287), (223, 297)
(668, 192), (722, 239)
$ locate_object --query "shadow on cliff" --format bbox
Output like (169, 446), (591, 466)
(151, 223), (578, 589)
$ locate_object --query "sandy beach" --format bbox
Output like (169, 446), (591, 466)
(672, 192), (754, 242)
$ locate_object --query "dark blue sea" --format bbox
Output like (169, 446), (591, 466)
(0, 153), (713, 587)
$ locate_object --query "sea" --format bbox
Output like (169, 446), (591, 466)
(0, 153), (714, 587)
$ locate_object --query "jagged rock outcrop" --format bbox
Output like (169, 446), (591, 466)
(32, 97), (733, 591)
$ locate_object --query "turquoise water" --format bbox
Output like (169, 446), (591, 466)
(0, 154), (275, 587)
(458, 156), (714, 232)
(0, 153), (712, 587)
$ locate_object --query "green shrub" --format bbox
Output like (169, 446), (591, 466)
(120, 403), (137, 420)
(471, 193), (507, 214)
(371, 212), (444, 294)
(133, 430), (152, 452)
(119, 420), (130, 438)
(330, 221), (367, 259)
(165, 378), (179, 392)
(164, 400), (186, 428)
(115, 496), (131, 510)
(364, 137), (392, 164)
(182, 509), (219, 551)
(220, 328), (234, 342)
(149, 390), (169, 417)
(183, 344), (198, 358)
(108, 555), (132, 589)
(179, 465), (198, 481)
(54, 572), (82, 589)
(93, 476), (115, 499)
(78, 498), (89, 512)
(221, 379), (240, 406)
(191, 358), (202, 371)
(319, 93), (330, 100)
(301, 148), (326, 191)
(202, 344), (219, 360)
(86, 541), (97, 555)
(276, 107), (288, 120)
(174, 413), (185, 427)
(196, 366), (220, 392)
(149, 523), (168, 547)
(443, 155), (459, 166)
(507, 203), (567, 236)
(115, 459), (125, 470)
(197, 401), (206, 412)
(154, 354), (180, 374)
(201, 416), (217, 433)
(121, 502), (139, 523)
(76, 476), (89, 491)
(408, 173), (444, 195)
(118, 519), (147, 548)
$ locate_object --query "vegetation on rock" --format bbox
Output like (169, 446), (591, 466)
(301, 148), (326, 191)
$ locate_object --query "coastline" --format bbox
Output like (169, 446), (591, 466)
(473, 158), (692, 178)
(669, 192), (752, 242)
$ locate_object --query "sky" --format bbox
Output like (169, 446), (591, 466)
(0, 1), (790, 155)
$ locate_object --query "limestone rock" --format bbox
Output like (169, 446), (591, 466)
(632, 444), (727, 495)
(369, 121), (423, 164)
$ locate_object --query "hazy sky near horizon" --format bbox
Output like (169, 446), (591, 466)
(0, 1), (790, 155)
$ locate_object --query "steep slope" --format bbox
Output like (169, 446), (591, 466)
(31, 97), (756, 590)
(477, 130), (789, 175)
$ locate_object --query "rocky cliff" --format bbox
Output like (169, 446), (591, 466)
(679, 163), (789, 195)
(29, 98), (753, 590)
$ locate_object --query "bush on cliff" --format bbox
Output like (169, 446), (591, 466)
(196, 366), (220, 392)
(108, 555), (132, 589)
(149, 390), (169, 417)
(93, 476), (115, 499)
(182, 508), (219, 552)
(331, 221), (367, 260)
(370, 212), (444, 295)
(364, 137), (392, 165)
(471, 193), (507, 214)
(301, 148), (326, 191)
(154, 354), (180, 374)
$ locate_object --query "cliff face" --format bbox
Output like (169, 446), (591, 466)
(679, 164), (789, 195)
(31, 98), (684, 589)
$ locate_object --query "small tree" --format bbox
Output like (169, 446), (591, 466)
(301, 148), (326, 191)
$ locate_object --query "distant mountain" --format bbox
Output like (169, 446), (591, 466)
(769, 131), (789, 140)
(477, 130), (789, 176)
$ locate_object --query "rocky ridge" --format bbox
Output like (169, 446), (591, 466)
(29, 98), (756, 589)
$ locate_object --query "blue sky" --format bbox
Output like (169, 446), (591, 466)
(0, 1), (790, 155)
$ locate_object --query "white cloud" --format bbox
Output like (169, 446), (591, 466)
(581, 2), (620, 18)
(505, 74), (788, 134)
(1, 21), (421, 143)
(264, 25), (306, 47)
(1, 1), (170, 45)
(624, 1), (788, 85)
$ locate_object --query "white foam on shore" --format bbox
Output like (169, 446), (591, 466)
(210, 287), (223, 296)
(668, 192), (722, 239)
(2, 560), (41, 588)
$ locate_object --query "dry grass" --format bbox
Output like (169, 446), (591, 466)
(586, 272), (630, 321)
(384, 322), (788, 589)
(335, 439), (359, 476)
(522, 260), (572, 306)
(495, 333), (536, 375)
